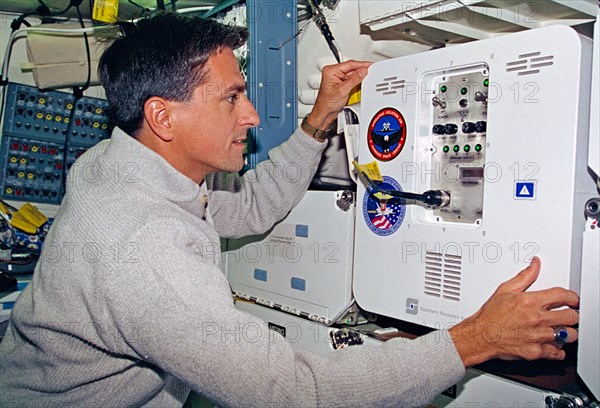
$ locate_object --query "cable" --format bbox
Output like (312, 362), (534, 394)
(358, 170), (451, 208)
(174, 6), (213, 15)
(306, 0), (341, 63)
(128, 0), (152, 13)
(46, 0), (80, 16)
(168, 0), (177, 12)
(202, 0), (244, 19)
(56, 5), (92, 196)
(74, 5), (92, 93)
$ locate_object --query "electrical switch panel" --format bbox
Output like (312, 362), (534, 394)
(1, 83), (111, 204)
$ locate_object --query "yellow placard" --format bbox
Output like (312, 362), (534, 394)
(9, 212), (38, 234)
(93, 0), (119, 24)
(352, 160), (383, 182)
(347, 85), (361, 105)
(17, 203), (48, 229)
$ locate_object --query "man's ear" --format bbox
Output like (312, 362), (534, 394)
(143, 96), (174, 142)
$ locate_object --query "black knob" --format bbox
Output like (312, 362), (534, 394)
(462, 122), (476, 134)
(432, 125), (445, 135)
(444, 124), (458, 135)
(475, 121), (487, 133)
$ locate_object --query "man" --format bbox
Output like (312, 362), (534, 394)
(0, 12), (579, 407)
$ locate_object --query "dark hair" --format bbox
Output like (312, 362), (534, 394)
(98, 12), (248, 136)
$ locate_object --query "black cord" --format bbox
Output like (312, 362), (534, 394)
(0, 14), (34, 120)
(306, 0), (340, 63)
(0, 83), (8, 138)
(55, 2), (75, 16)
(75, 5), (92, 93)
(360, 171), (450, 207)
(58, 5), (91, 195)
(164, 0), (177, 11)
(128, 0), (151, 13)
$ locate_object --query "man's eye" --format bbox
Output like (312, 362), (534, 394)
(226, 94), (239, 103)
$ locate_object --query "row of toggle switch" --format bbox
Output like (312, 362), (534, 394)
(433, 121), (487, 135)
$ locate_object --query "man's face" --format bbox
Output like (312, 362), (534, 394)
(168, 47), (259, 182)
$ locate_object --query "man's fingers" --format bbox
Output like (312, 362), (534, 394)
(331, 60), (372, 74)
(540, 343), (567, 361)
(540, 307), (580, 327)
(496, 256), (541, 294)
(337, 68), (368, 96)
(532, 287), (580, 310)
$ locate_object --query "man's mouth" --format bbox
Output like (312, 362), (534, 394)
(232, 138), (246, 145)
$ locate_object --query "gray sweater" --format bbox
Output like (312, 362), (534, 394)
(0, 127), (465, 407)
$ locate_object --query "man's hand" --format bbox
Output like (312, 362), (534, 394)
(306, 60), (372, 130)
(449, 257), (580, 367)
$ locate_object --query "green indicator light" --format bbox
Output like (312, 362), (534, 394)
(461, 87), (468, 95)
(483, 79), (489, 87)
(440, 85), (447, 93)
(453, 145), (460, 153)
(475, 144), (482, 152)
(464, 145), (471, 152)
(443, 145), (450, 153)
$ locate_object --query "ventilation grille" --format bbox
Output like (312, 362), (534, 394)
(375, 76), (405, 95)
(505, 52), (554, 76)
(424, 251), (462, 301)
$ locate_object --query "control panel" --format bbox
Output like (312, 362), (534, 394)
(0, 83), (111, 204)
(422, 66), (489, 224)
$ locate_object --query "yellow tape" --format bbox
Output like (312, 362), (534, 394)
(93, 0), (119, 23)
(9, 212), (38, 234)
(352, 160), (383, 182)
(347, 85), (361, 105)
(16, 203), (48, 229)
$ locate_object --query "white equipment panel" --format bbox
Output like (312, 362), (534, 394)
(225, 190), (355, 324)
(235, 300), (335, 355)
(353, 25), (595, 328)
(577, 9), (600, 402)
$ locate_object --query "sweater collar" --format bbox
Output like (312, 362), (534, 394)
(102, 127), (202, 202)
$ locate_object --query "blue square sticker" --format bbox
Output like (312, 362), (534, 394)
(514, 181), (536, 199)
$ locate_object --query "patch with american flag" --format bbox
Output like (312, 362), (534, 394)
(362, 175), (406, 236)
